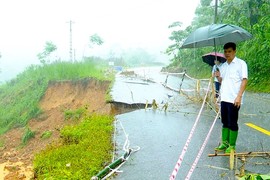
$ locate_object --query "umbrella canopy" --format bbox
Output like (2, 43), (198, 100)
(202, 52), (226, 66)
(181, 24), (252, 49)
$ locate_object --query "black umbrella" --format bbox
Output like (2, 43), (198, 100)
(181, 24), (252, 49)
(181, 24), (252, 66)
(202, 52), (226, 66)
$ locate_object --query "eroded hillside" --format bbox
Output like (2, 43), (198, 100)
(0, 78), (111, 179)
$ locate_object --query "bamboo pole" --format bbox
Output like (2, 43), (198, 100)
(208, 151), (270, 157)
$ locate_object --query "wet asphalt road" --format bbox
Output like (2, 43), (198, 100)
(110, 67), (270, 180)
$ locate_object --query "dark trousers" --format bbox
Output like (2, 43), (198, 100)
(221, 101), (240, 131)
(215, 81), (221, 98)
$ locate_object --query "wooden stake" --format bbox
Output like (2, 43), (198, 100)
(229, 150), (234, 170)
(208, 151), (270, 157)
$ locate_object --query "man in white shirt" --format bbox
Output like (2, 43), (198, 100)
(214, 42), (248, 154)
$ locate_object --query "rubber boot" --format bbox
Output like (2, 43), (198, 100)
(225, 130), (238, 154)
(215, 128), (229, 151)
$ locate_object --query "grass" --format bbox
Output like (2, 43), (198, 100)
(246, 80), (270, 92)
(0, 58), (116, 179)
(239, 173), (270, 180)
(64, 107), (88, 121)
(0, 59), (114, 135)
(21, 126), (35, 145)
(33, 114), (114, 179)
(40, 130), (53, 140)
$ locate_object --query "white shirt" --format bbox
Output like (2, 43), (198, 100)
(220, 57), (248, 104)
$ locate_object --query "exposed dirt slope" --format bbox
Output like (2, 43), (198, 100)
(0, 78), (112, 179)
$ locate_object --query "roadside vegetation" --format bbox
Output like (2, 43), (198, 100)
(165, 0), (270, 93)
(33, 114), (114, 179)
(0, 59), (113, 135)
(0, 58), (115, 178)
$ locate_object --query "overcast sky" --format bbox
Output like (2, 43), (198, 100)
(0, 0), (200, 82)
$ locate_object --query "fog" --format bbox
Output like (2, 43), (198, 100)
(0, 0), (199, 82)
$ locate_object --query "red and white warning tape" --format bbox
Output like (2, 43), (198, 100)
(169, 80), (212, 180)
(185, 109), (220, 180)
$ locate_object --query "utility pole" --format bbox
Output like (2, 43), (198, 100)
(73, 49), (76, 62)
(67, 20), (74, 62)
(214, 0), (218, 23)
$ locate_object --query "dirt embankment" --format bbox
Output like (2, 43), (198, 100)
(0, 78), (112, 180)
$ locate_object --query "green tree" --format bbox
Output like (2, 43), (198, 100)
(83, 34), (104, 59)
(166, 21), (186, 69)
(37, 41), (57, 65)
(89, 34), (104, 47)
(166, 0), (270, 91)
(218, 0), (270, 91)
(165, 1), (216, 72)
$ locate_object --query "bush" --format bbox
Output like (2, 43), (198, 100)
(33, 114), (114, 179)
